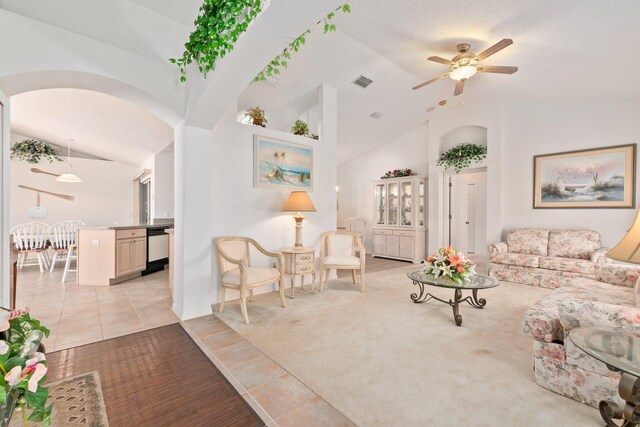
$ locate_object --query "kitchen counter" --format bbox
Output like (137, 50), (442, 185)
(81, 224), (172, 230)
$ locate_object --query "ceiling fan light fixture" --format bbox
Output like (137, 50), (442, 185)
(56, 172), (82, 183)
(450, 65), (477, 81)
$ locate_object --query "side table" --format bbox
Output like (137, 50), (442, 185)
(282, 247), (316, 298)
(570, 327), (640, 427)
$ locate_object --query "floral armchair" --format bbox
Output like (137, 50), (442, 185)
(523, 263), (640, 407)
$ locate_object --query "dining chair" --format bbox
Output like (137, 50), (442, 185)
(215, 237), (286, 325)
(10, 222), (51, 273)
(320, 231), (366, 293)
(49, 220), (85, 282)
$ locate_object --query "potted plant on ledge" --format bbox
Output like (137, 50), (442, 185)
(245, 107), (268, 128)
(437, 143), (487, 173)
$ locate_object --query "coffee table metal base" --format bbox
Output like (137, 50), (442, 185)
(599, 371), (640, 427)
(410, 280), (487, 326)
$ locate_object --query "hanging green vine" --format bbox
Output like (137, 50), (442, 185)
(253, 3), (351, 83)
(437, 143), (487, 173)
(170, 0), (264, 82)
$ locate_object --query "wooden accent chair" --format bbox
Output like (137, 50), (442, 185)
(320, 231), (366, 293)
(215, 237), (286, 325)
(10, 222), (50, 273)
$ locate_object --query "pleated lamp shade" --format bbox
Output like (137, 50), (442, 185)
(607, 209), (640, 264)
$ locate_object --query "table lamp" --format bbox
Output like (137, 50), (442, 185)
(607, 208), (640, 263)
(282, 191), (316, 248)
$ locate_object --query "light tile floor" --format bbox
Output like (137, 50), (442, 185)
(16, 266), (177, 352)
(17, 264), (353, 426)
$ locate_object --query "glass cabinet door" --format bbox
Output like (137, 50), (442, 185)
(419, 180), (425, 227)
(388, 182), (398, 226)
(400, 181), (412, 226)
(375, 183), (386, 225)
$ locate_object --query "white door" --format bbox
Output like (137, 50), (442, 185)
(466, 183), (477, 254)
(0, 91), (9, 307)
(449, 174), (468, 252)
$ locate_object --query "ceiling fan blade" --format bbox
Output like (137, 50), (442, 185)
(477, 65), (518, 74)
(476, 39), (513, 62)
(427, 56), (452, 66)
(412, 73), (450, 90)
(454, 79), (465, 96)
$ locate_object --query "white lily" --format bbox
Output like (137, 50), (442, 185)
(0, 340), (9, 355)
(4, 366), (21, 386)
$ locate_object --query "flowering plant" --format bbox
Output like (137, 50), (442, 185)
(10, 140), (62, 164)
(0, 308), (51, 427)
(423, 246), (476, 284)
(381, 168), (416, 179)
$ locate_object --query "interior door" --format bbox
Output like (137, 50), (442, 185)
(449, 175), (468, 252)
(466, 183), (477, 254)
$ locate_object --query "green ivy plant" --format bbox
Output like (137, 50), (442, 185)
(170, 0), (264, 82)
(253, 4), (350, 82)
(437, 143), (487, 173)
(10, 140), (62, 164)
(290, 120), (319, 140)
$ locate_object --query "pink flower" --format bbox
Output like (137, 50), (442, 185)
(457, 266), (465, 273)
(4, 366), (21, 386)
(27, 364), (47, 393)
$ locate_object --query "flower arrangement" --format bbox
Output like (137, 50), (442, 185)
(0, 307), (51, 427)
(437, 143), (487, 173)
(423, 246), (476, 284)
(10, 140), (62, 164)
(380, 168), (416, 179)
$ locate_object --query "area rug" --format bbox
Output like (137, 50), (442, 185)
(216, 264), (602, 426)
(10, 371), (108, 427)
(44, 324), (263, 427)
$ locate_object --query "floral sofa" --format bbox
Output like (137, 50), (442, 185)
(522, 263), (640, 407)
(489, 228), (609, 289)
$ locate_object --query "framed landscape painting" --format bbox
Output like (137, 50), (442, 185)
(254, 135), (313, 190)
(533, 144), (636, 209)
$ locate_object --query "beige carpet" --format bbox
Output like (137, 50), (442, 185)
(216, 264), (602, 427)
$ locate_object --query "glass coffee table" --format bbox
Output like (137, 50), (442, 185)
(570, 327), (640, 427)
(407, 270), (498, 326)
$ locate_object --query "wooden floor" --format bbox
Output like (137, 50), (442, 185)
(337, 254), (412, 277)
(45, 323), (264, 427)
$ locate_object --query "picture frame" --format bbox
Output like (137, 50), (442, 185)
(533, 144), (636, 209)
(254, 135), (313, 190)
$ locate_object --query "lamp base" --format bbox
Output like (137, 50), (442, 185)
(293, 215), (305, 247)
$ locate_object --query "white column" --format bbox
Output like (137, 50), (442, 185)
(173, 124), (214, 320)
(0, 92), (9, 307)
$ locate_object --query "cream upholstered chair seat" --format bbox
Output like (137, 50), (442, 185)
(322, 255), (360, 266)
(222, 267), (281, 285)
(215, 237), (286, 325)
(320, 231), (366, 292)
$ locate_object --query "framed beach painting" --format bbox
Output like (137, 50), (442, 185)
(533, 144), (636, 209)
(254, 135), (313, 190)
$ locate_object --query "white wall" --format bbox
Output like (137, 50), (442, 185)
(10, 134), (137, 227)
(502, 98), (640, 247)
(173, 85), (338, 319)
(141, 144), (175, 221)
(337, 123), (428, 252)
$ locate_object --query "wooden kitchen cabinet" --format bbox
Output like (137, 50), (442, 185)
(78, 227), (147, 286)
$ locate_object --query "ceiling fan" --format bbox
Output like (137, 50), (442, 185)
(412, 39), (518, 96)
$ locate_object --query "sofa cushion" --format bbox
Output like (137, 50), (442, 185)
(523, 276), (637, 342)
(507, 229), (549, 256)
(539, 257), (596, 275)
(594, 264), (640, 288)
(548, 230), (601, 260)
(490, 252), (539, 268)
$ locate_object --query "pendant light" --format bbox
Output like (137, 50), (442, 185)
(56, 139), (82, 183)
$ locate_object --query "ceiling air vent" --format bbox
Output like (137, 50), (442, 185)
(369, 112), (383, 119)
(352, 75), (373, 89)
